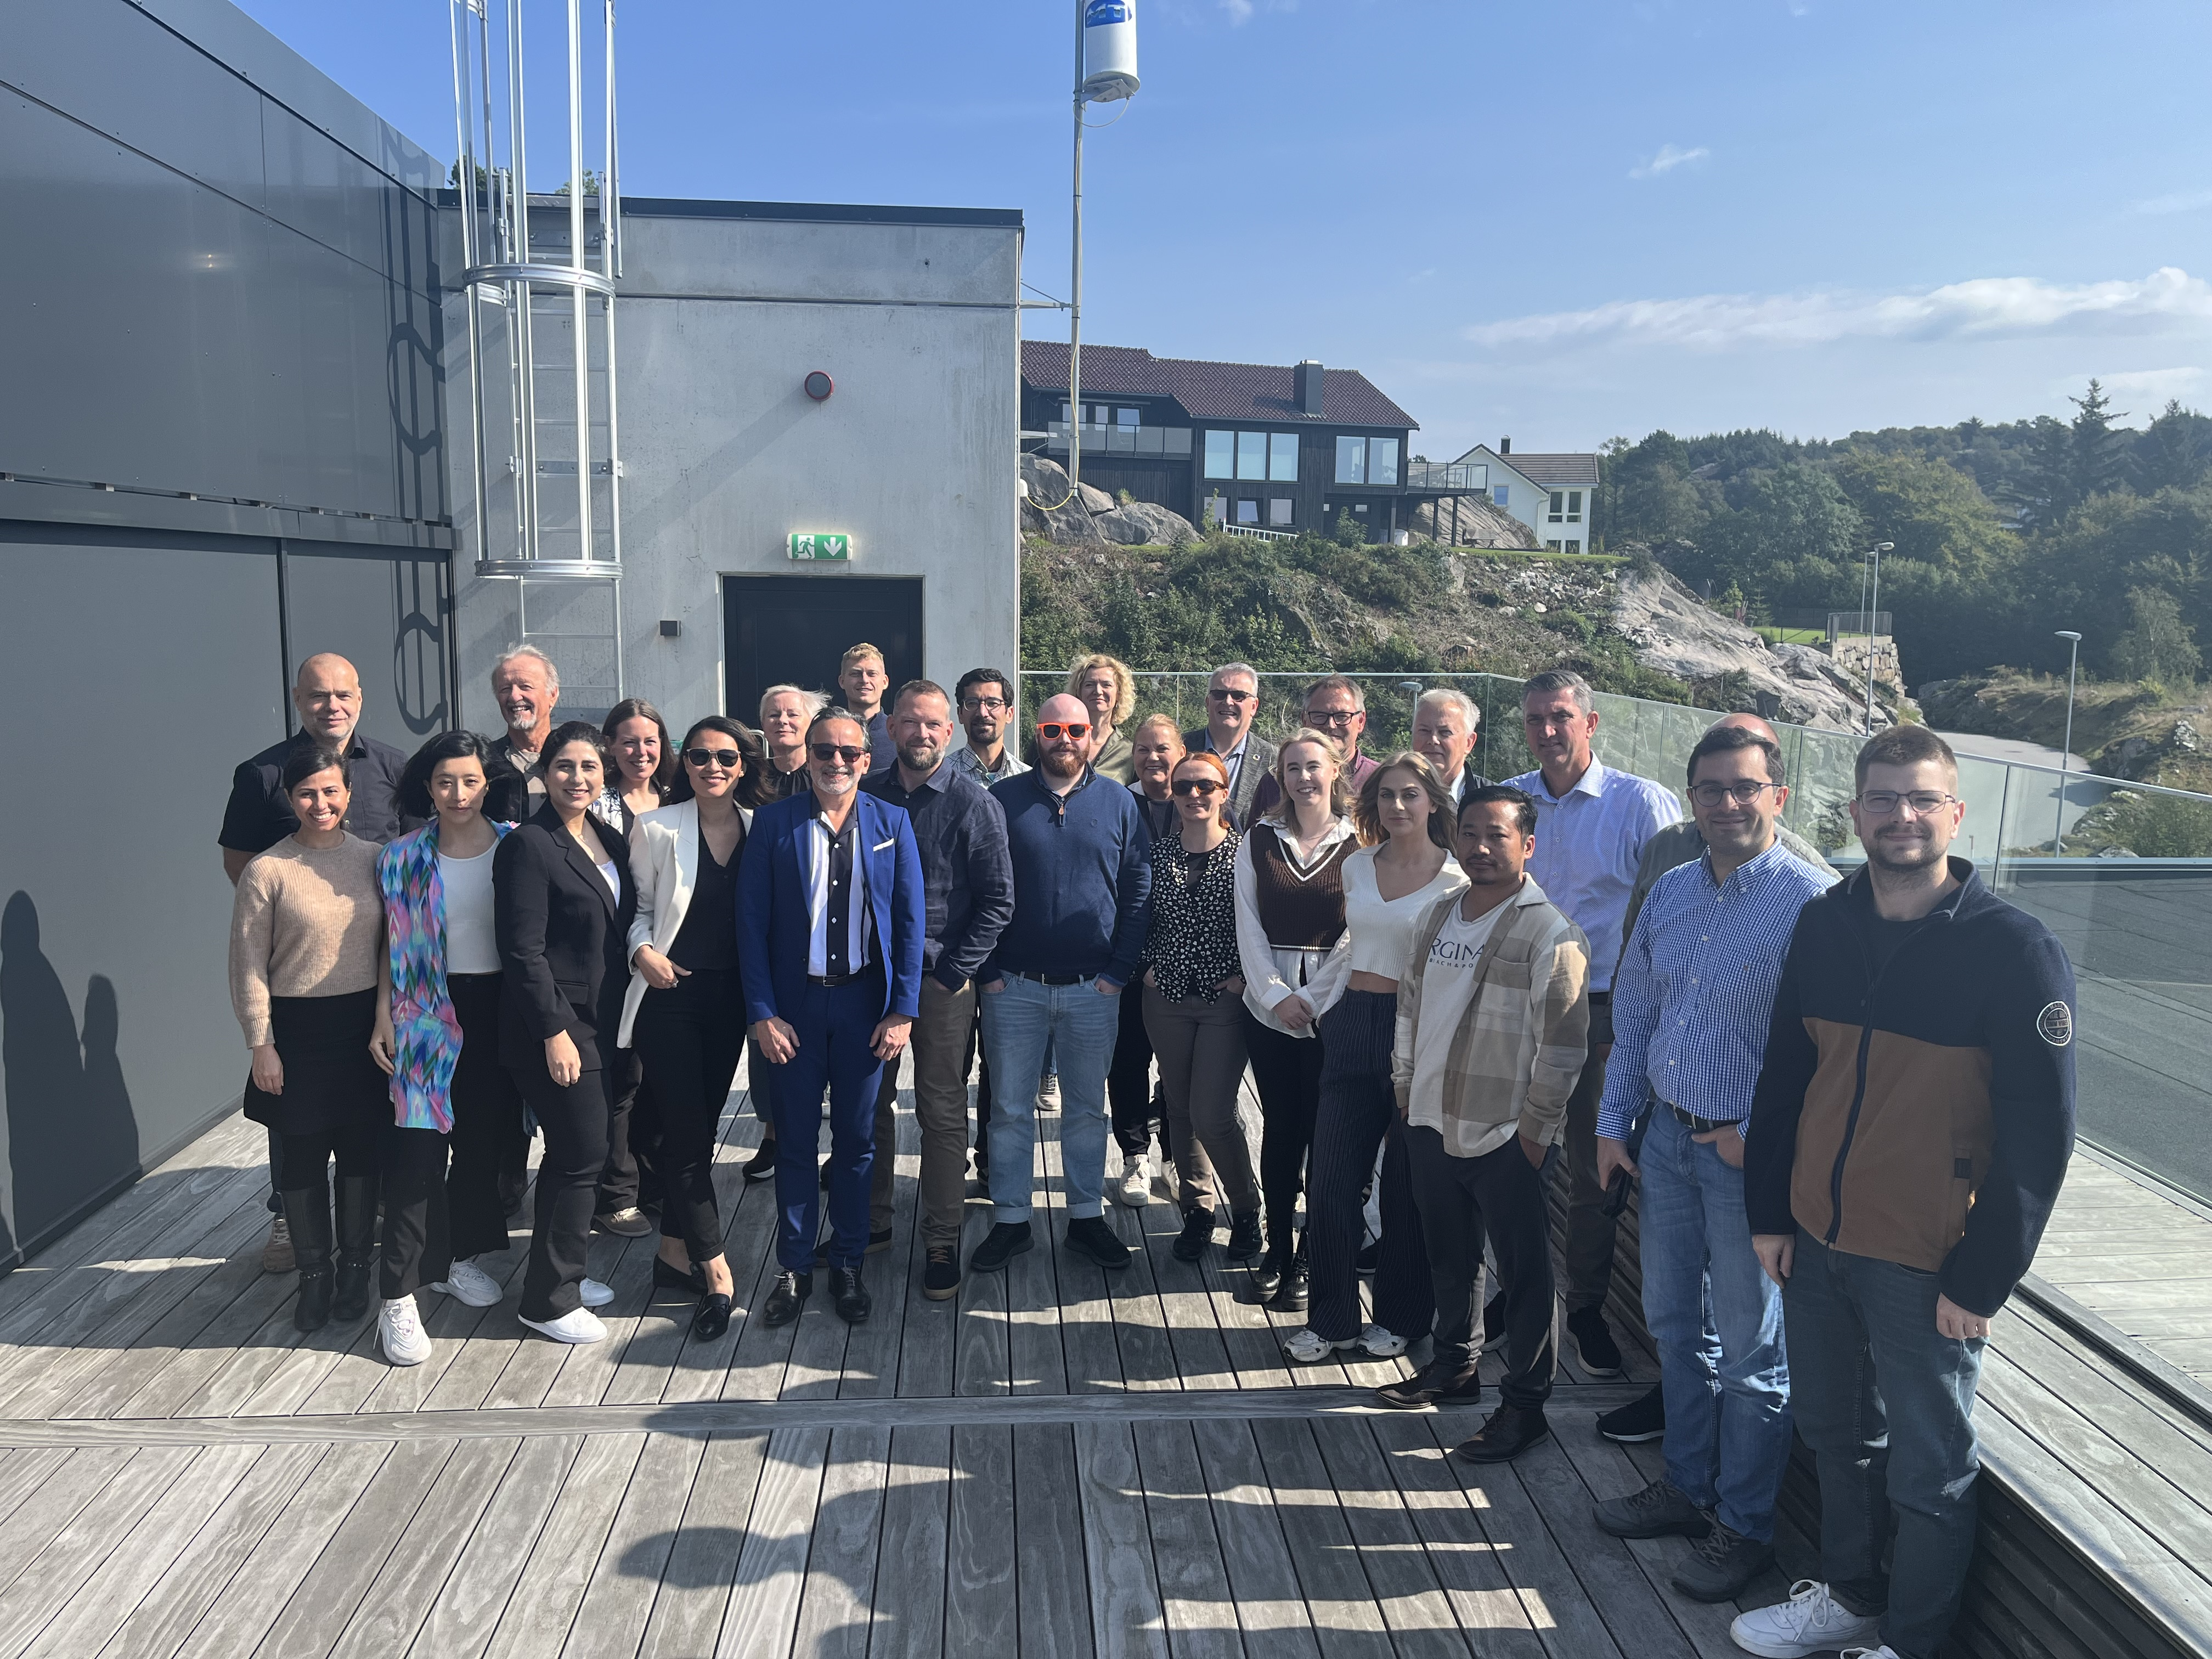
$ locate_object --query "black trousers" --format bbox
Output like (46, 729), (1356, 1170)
(633, 969), (745, 1262)
(1107, 973), (1166, 1159)
(511, 1057), (612, 1322)
(277, 1120), (380, 1190)
(1307, 992), (1432, 1343)
(1242, 1012), (1323, 1232)
(447, 972), (525, 1261)
(597, 1048), (642, 1216)
(1407, 1123), (1557, 1410)
(380, 1126), (453, 1299)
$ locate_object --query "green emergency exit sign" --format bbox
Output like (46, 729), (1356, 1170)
(788, 533), (851, 562)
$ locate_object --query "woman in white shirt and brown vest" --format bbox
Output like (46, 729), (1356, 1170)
(1233, 730), (1362, 1309)
(1282, 752), (1469, 1364)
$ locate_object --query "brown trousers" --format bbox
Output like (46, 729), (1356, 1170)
(870, 975), (979, 1246)
(1143, 985), (1260, 1216)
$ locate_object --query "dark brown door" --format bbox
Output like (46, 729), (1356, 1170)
(722, 574), (925, 726)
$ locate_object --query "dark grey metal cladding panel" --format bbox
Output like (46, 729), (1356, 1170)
(0, 528), (284, 1260)
(259, 98), (431, 281)
(284, 545), (453, 751)
(8, 0), (267, 212)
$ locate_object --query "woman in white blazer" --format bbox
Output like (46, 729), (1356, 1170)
(623, 715), (765, 1339)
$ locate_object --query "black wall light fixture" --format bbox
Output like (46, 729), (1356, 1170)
(803, 370), (834, 401)
(659, 620), (682, 637)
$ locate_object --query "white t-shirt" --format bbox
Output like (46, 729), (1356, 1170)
(1407, 898), (1511, 1154)
(438, 845), (500, 974)
(595, 857), (622, 902)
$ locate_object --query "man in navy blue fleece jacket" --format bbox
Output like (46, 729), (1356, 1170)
(1733, 726), (2075, 1659)
(971, 693), (1153, 1277)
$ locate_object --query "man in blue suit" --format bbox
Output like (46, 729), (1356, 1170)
(741, 710), (926, 1327)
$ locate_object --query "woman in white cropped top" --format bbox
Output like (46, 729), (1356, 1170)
(1282, 752), (1469, 1367)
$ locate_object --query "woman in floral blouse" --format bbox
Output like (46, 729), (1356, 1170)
(1141, 751), (1261, 1266)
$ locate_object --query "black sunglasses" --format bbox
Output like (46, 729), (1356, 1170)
(1171, 778), (1223, 796)
(684, 747), (743, 769)
(810, 743), (868, 764)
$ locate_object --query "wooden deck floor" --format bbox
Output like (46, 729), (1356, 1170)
(0, 1066), (1847, 1659)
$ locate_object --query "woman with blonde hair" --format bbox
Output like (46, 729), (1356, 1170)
(1233, 728), (1361, 1308)
(1068, 653), (1138, 785)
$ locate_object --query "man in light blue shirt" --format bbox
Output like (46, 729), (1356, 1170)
(1504, 669), (1681, 1378)
(1587, 723), (1829, 1603)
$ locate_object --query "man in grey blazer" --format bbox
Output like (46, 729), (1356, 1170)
(1183, 661), (1279, 827)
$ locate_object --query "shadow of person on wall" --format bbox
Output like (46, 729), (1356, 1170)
(0, 891), (139, 1259)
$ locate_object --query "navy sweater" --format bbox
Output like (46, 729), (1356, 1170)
(983, 768), (1153, 986)
(1746, 860), (2076, 1316)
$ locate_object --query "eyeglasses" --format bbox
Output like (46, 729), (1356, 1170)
(1036, 721), (1091, 742)
(960, 697), (1008, 713)
(1208, 687), (1255, 703)
(810, 743), (868, 764)
(1305, 708), (1358, 726)
(1689, 780), (1776, 808)
(1857, 789), (1957, 817)
(684, 747), (742, 769)
(1171, 778), (1223, 797)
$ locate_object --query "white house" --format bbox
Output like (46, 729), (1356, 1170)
(1453, 442), (1601, 553)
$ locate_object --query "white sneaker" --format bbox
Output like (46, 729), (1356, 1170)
(378, 1296), (432, 1366)
(427, 1259), (503, 1307)
(1730, 1582), (1883, 1658)
(1036, 1074), (1060, 1111)
(1351, 1324), (1408, 1358)
(1114, 1155), (1152, 1207)
(519, 1306), (607, 1344)
(1839, 1649), (1901, 1659)
(579, 1277), (614, 1308)
(1282, 1328), (1357, 1364)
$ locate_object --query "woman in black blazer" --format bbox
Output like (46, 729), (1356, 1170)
(495, 720), (638, 1344)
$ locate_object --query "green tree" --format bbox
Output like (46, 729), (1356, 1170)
(1829, 450), (2012, 578)
(2109, 586), (2203, 685)
(2131, 400), (2212, 495)
(2068, 379), (2129, 505)
(1696, 462), (1865, 590)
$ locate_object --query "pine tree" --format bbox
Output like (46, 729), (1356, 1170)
(2067, 379), (2129, 505)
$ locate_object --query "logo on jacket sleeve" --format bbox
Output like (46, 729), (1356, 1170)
(2036, 1000), (2074, 1047)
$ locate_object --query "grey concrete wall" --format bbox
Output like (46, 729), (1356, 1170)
(449, 204), (1023, 731)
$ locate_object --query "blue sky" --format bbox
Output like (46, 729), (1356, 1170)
(238, 0), (2212, 460)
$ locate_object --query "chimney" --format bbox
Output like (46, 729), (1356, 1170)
(1295, 359), (1324, 416)
(1500, 436), (1511, 455)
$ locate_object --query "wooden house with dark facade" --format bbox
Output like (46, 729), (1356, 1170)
(1020, 341), (1472, 543)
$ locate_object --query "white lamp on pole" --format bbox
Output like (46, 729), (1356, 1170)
(2052, 629), (2082, 858)
(1067, 2), (1139, 509)
(1862, 541), (1894, 735)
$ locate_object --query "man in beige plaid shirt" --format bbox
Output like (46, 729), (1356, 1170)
(1380, 784), (1591, 1463)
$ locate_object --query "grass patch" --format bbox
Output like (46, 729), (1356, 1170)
(1754, 625), (1825, 645)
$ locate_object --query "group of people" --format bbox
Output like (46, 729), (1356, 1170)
(219, 640), (2076, 1659)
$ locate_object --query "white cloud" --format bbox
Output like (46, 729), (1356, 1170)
(1462, 268), (2212, 352)
(1629, 144), (1709, 180)
(1219, 0), (1254, 19)
(2129, 187), (2212, 216)
(2085, 367), (2205, 408)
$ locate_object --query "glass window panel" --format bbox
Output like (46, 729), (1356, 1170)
(1370, 438), (1398, 486)
(1167, 428), (1191, 455)
(1238, 431), (1267, 479)
(1269, 432), (1299, 481)
(1204, 430), (1235, 479)
(1116, 407), (1139, 427)
(1549, 492), (1565, 521)
(1269, 498), (1294, 526)
(1236, 499), (1260, 524)
(1493, 484), (1509, 507)
(1335, 435), (1366, 484)
(1568, 490), (1583, 520)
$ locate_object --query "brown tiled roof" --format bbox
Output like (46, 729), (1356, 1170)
(1465, 448), (1599, 489)
(1021, 341), (1418, 430)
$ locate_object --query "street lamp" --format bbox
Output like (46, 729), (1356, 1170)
(2052, 629), (2083, 859)
(1861, 541), (1894, 735)
(1065, 2), (1139, 507)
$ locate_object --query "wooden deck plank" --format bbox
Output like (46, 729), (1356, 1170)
(1100, 1192), (1183, 1393)
(1366, 1417), (1550, 1659)
(1304, 1418), (1470, 1657)
(1186, 1418), (1323, 1659)
(636, 1431), (771, 1659)
(479, 1434), (651, 1659)
(868, 1424), (951, 1659)
(790, 1425), (892, 1659)
(1136, 1198), (1240, 1395)
(714, 1425), (830, 1659)
(1043, 1125), (1126, 1396)
(1014, 1422), (1096, 1658)
(945, 1423), (1018, 1657)
(1243, 1418), (1396, 1658)
(656, 1105), (774, 1404)
(836, 1088), (920, 1401)
(1134, 1418), (1249, 1659)
(1008, 1121), (1075, 1398)
(325, 1436), (526, 1659)
(952, 1195), (1012, 1401)
(0, 1446), (140, 1606)
(402, 1434), (584, 1659)
(557, 1431), (707, 1659)
(1073, 1420), (1171, 1659)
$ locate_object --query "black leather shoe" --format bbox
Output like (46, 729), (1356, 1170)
(1064, 1216), (1132, 1269)
(923, 1244), (961, 1301)
(294, 1266), (334, 1333)
(831, 1265), (871, 1324)
(970, 1221), (1034, 1274)
(332, 1252), (374, 1323)
(654, 1257), (707, 1293)
(1268, 1235), (1310, 1313)
(594, 1207), (653, 1238)
(761, 1270), (811, 1328)
(1598, 1384), (1667, 1444)
(742, 1139), (778, 1183)
(692, 1293), (732, 1341)
(1226, 1210), (1263, 1261)
(1250, 1238), (1288, 1300)
(1376, 1362), (1483, 1410)
(1171, 1207), (1216, 1263)
(1454, 1404), (1551, 1464)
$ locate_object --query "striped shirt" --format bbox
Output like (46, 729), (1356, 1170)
(1599, 838), (1830, 1140)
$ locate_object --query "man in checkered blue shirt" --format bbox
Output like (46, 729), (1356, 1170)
(1585, 724), (1831, 1604)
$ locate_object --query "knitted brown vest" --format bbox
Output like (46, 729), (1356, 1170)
(1249, 822), (1354, 948)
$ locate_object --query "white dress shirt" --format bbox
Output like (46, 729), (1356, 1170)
(803, 803), (873, 976)
(1233, 814), (1359, 1036)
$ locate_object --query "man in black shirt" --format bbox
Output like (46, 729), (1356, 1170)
(216, 652), (415, 1273)
(861, 680), (1014, 1301)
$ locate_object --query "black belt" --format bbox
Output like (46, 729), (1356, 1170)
(1666, 1102), (1739, 1136)
(1008, 969), (1087, 987)
(448, 970), (503, 984)
(1588, 989), (1612, 1006)
(808, 963), (881, 988)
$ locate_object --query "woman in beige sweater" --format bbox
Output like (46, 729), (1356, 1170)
(229, 744), (387, 1332)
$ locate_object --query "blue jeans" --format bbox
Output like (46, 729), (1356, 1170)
(980, 974), (1119, 1223)
(1639, 1108), (1792, 1541)
(1785, 1230), (1985, 1659)
(769, 975), (887, 1271)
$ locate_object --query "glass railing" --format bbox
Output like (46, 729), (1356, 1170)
(1024, 667), (2212, 1199)
(1404, 460), (1489, 492)
(1040, 422), (1193, 457)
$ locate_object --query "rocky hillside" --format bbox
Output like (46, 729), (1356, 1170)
(1917, 673), (2210, 793)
